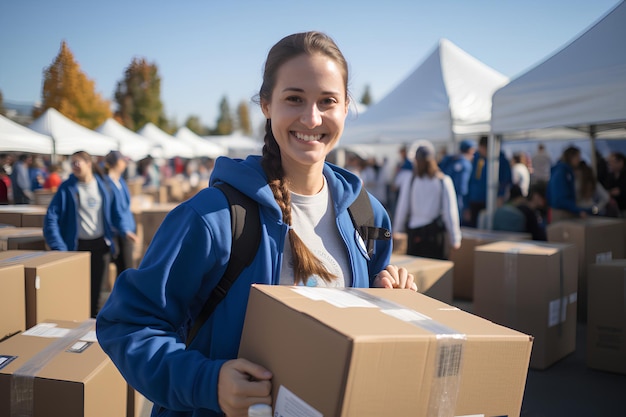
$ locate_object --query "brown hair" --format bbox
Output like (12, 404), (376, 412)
(72, 151), (105, 179)
(258, 31), (349, 285)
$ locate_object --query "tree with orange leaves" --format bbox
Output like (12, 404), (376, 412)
(34, 41), (112, 129)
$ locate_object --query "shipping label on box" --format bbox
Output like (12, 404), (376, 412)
(0, 319), (126, 417)
(240, 285), (532, 417)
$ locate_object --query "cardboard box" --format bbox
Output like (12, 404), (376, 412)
(0, 227), (46, 251)
(587, 260), (626, 374)
(392, 232), (407, 254)
(474, 241), (578, 369)
(140, 203), (179, 252)
(239, 285), (532, 417)
(547, 217), (625, 321)
(0, 251), (91, 328)
(21, 212), (46, 228)
(0, 263), (26, 340)
(127, 386), (153, 417)
(0, 319), (127, 417)
(390, 253), (453, 303)
(449, 228), (531, 300)
(0, 205), (47, 227)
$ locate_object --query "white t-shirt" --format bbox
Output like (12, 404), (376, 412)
(279, 178), (351, 287)
(77, 179), (104, 239)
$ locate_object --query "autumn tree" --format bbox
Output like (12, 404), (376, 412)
(213, 96), (234, 135)
(114, 57), (165, 131)
(34, 41), (112, 128)
(360, 84), (373, 106)
(236, 100), (252, 136)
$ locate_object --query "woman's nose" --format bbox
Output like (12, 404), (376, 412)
(300, 104), (322, 128)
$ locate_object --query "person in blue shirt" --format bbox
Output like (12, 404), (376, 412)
(104, 150), (138, 274)
(96, 31), (416, 417)
(548, 145), (594, 222)
(439, 139), (475, 222)
(43, 150), (124, 318)
(465, 135), (513, 228)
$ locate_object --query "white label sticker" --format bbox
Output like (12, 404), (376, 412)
(35, 275), (41, 290)
(596, 251), (612, 263)
(569, 292), (578, 304)
(81, 330), (98, 342)
(292, 288), (377, 308)
(22, 323), (71, 338)
(275, 386), (323, 417)
(548, 298), (561, 327)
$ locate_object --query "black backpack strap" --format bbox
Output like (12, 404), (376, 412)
(185, 183), (261, 347)
(348, 187), (391, 257)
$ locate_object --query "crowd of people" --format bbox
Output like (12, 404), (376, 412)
(347, 138), (626, 262)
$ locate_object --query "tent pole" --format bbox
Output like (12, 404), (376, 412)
(589, 125), (597, 176)
(485, 133), (500, 230)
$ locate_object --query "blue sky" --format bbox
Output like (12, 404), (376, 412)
(0, 0), (621, 129)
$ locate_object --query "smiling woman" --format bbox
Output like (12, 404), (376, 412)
(96, 31), (416, 417)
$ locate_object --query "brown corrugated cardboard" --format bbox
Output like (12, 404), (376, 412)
(474, 241), (578, 370)
(390, 253), (453, 303)
(587, 260), (626, 374)
(0, 319), (127, 417)
(127, 386), (153, 417)
(547, 217), (625, 322)
(21, 212), (46, 228)
(140, 203), (179, 253)
(449, 227), (531, 300)
(0, 250), (90, 328)
(0, 205), (47, 227)
(0, 264), (26, 340)
(239, 285), (532, 417)
(0, 227), (46, 251)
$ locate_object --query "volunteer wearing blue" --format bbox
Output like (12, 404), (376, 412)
(439, 139), (475, 220)
(96, 31), (416, 417)
(547, 146), (593, 222)
(104, 150), (138, 274)
(43, 150), (123, 318)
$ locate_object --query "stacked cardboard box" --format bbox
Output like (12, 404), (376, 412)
(449, 228), (531, 300)
(0, 263), (26, 340)
(390, 253), (453, 303)
(587, 260), (626, 374)
(0, 251), (90, 328)
(239, 285), (532, 417)
(547, 217), (625, 321)
(0, 319), (127, 416)
(0, 227), (47, 251)
(0, 205), (47, 227)
(474, 241), (578, 369)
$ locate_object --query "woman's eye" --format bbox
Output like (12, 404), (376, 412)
(286, 96), (302, 103)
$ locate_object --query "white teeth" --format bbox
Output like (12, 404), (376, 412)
(294, 132), (322, 142)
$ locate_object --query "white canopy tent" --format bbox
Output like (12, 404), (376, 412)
(0, 114), (53, 154)
(96, 119), (153, 161)
(204, 133), (262, 159)
(486, 0), (626, 227)
(138, 123), (195, 159)
(29, 108), (119, 157)
(491, 0), (626, 137)
(174, 127), (226, 159)
(341, 38), (509, 147)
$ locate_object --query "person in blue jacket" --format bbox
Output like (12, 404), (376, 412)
(96, 31), (416, 417)
(465, 135), (513, 228)
(439, 139), (475, 221)
(547, 145), (593, 223)
(43, 150), (122, 318)
(104, 150), (138, 274)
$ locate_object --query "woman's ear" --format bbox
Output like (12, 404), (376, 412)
(261, 100), (271, 119)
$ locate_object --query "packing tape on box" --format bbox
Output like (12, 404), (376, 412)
(10, 319), (95, 417)
(347, 289), (466, 417)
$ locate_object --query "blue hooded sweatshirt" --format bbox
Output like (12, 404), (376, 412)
(547, 160), (590, 215)
(96, 155), (392, 417)
(106, 175), (136, 236)
(43, 173), (118, 252)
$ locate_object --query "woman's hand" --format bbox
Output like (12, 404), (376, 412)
(372, 264), (417, 291)
(218, 358), (272, 417)
(125, 231), (139, 243)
